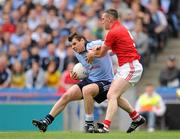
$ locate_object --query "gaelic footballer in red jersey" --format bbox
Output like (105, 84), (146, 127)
(86, 9), (145, 133)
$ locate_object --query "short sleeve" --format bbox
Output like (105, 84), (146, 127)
(87, 40), (103, 50)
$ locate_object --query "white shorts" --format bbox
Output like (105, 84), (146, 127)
(114, 60), (143, 86)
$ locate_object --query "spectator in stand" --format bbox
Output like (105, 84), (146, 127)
(148, 1), (168, 49)
(39, 16), (53, 34)
(121, 8), (135, 31)
(41, 43), (60, 71)
(18, 4), (29, 21)
(131, 1), (145, 20)
(0, 39), (7, 52)
(55, 42), (67, 72)
(132, 19), (150, 67)
(0, 53), (11, 88)
(11, 60), (25, 88)
(19, 31), (32, 50)
(142, 10), (158, 59)
(160, 0), (179, 37)
(63, 46), (78, 71)
(63, 9), (79, 30)
(24, 0), (35, 12)
(159, 55), (180, 87)
(46, 8), (59, 30)
(27, 9), (40, 31)
(135, 84), (166, 132)
(1, 14), (16, 34)
(44, 60), (61, 88)
(83, 28), (96, 41)
(10, 22), (25, 46)
(1, 32), (11, 51)
(31, 25), (51, 46)
(30, 46), (40, 63)
(8, 44), (19, 69)
(93, 20), (104, 39)
(25, 60), (45, 89)
(105, 0), (128, 14)
(19, 49), (31, 71)
(86, 8), (98, 31)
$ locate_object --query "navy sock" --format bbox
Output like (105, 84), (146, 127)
(85, 120), (94, 126)
(43, 114), (54, 125)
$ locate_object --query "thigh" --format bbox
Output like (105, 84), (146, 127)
(77, 78), (93, 91)
(82, 81), (111, 104)
(94, 81), (111, 103)
(82, 83), (99, 97)
(108, 77), (131, 98)
(64, 85), (83, 101)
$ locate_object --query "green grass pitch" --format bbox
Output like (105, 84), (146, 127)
(0, 131), (180, 139)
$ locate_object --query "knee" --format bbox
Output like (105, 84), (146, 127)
(82, 87), (92, 97)
(107, 92), (117, 101)
(117, 97), (123, 104)
(61, 93), (71, 102)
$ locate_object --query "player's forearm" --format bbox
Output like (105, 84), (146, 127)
(94, 49), (104, 57)
(94, 47), (107, 58)
(86, 45), (109, 64)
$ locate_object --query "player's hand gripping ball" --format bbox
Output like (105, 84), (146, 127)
(72, 63), (88, 80)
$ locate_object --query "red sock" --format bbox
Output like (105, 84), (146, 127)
(103, 120), (111, 129)
(129, 110), (140, 121)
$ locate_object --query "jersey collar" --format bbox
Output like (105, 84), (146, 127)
(79, 41), (89, 54)
(110, 20), (120, 29)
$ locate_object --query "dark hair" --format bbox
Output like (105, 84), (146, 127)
(104, 9), (119, 19)
(68, 32), (87, 42)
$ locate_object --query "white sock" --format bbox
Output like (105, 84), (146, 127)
(85, 114), (94, 122)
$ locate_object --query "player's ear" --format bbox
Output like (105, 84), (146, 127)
(80, 38), (85, 45)
(108, 17), (112, 22)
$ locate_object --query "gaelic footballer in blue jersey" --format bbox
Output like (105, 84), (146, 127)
(32, 32), (114, 133)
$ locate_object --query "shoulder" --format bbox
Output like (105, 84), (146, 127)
(105, 30), (116, 41)
(107, 29), (117, 36)
(108, 25), (125, 37)
(55, 71), (61, 76)
(86, 40), (103, 49)
(25, 70), (32, 76)
(39, 68), (45, 75)
(154, 92), (162, 100)
(160, 68), (167, 73)
(157, 10), (164, 16)
(6, 69), (11, 75)
(139, 93), (147, 99)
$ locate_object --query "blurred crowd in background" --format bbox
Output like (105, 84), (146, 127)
(0, 0), (180, 89)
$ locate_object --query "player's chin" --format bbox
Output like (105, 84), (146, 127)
(105, 25), (110, 30)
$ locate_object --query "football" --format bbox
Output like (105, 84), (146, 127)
(72, 63), (88, 79)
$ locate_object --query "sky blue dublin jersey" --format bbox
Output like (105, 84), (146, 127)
(74, 40), (114, 82)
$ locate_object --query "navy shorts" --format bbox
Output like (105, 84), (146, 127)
(77, 78), (111, 103)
